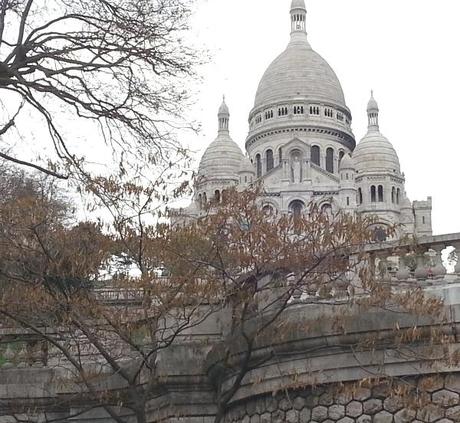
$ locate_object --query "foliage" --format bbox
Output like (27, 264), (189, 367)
(0, 0), (200, 182)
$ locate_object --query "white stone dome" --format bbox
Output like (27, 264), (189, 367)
(353, 131), (400, 174)
(339, 153), (355, 170)
(198, 134), (244, 181)
(239, 156), (255, 174)
(254, 38), (346, 109)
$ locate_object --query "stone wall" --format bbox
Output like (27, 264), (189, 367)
(223, 373), (460, 423)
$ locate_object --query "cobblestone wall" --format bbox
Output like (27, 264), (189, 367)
(224, 374), (460, 423)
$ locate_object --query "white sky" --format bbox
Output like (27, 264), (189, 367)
(187, 0), (460, 236)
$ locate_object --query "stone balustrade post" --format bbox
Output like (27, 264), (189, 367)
(454, 243), (460, 277)
(396, 252), (411, 282)
(414, 252), (429, 281)
(431, 245), (447, 280)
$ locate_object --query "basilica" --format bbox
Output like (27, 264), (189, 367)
(182, 0), (432, 240)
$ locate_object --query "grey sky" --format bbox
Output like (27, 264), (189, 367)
(188, 0), (460, 235)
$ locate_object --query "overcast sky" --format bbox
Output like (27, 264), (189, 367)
(187, 0), (460, 236)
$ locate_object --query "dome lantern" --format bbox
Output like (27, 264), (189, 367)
(290, 0), (307, 35)
(218, 95), (230, 134)
(367, 90), (380, 132)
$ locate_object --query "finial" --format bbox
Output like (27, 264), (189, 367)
(367, 90), (380, 131)
(218, 96), (230, 133)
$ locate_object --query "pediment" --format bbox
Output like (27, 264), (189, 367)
(282, 137), (310, 155)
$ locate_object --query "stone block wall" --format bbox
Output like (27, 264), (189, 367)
(223, 373), (460, 423)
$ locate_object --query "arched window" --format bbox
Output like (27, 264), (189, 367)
(358, 188), (363, 205)
(347, 197), (350, 206)
(391, 187), (396, 204)
(371, 185), (376, 203)
(289, 200), (304, 220)
(339, 150), (345, 163)
(326, 148), (334, 173)
(262, 204), (275, 216)
(221, 190), (227, 202)
(311, 145), (320, 166)
(378, 185), (384, 202)
(266, 149), (274, 172)
(198, 194), (202, 209)
(214, 190), (221, 203)
(278, 147), (283, 164)
(256, 154), (262, 178)
(396, 188), (401, 204)
(321, 203), (333, 218)
(203, 192), (207, 204)
(373, 226), (388, 242)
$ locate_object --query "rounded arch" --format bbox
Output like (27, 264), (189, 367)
(311, 145), (320, 166)
(265, 148), (274, 172)
(326, 147), (334, 173)
(255, 153), (262, 178)
(289, 199), (305, 219)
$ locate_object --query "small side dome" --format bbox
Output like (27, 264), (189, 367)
(198, 98), (244, 181)
(354, 92), (401, 174)
(354, 133), (400, 174)
(198, 135), (244, 181)
(239, 156), (255, 174)
(339, 153), (355, 170)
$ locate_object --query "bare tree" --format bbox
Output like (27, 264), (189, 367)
(0, 0), (200, 180)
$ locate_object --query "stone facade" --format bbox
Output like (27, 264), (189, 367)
(224, 374), (460, 423)
(177, 0), (432, 241)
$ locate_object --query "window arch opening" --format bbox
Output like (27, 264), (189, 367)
(326, 148), (334, 173)
(311, 145), (320, 166)
(266, 149), (274, 172)
(371, 185), (377, 203)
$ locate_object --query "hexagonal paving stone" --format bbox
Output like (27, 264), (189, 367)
(286, 409), (299, 423)
(265, 397), (278, 412)
(384, 396), (404, 413)
(242, 415), (250, 423)
(293, 396), (306, 410)
(337, 418), (354, 423)
(394, 408), (416, 423)
(272, 410), (285, 423)
(299, 408), (311, 422)
(328, 404), (345, 420)
(363, 398), (383, 415)
(312, 405), (329, 422)
(417, 404), (445, 422)
(418, 375), (445, 393)
(356, 415), (371, 423)
(259, 413), (271, 423)
(373, 411), (393, 423)
(336, 391), (353, 405)
(246, 400), (257, 416)
(432, 389), (460, 407)
(446, 405), (460, 421)
(445, 375), (460, 393)
(346, 401), (363, 418)
(319, 392), (334, 406)
(353, 388), (371, 401)
(373, 383), (391, 399)
(250, 415), (260, 423)
(279, 397), (292, 411)
(436, 419), (454, 423)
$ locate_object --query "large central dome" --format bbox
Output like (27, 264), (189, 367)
(253, 0), (346, 111)
(254, 37), (346, 109)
